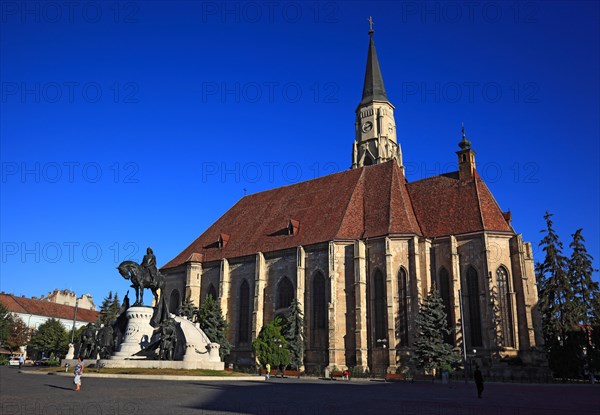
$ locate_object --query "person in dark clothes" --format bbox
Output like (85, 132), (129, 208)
(474, 365), (484, 398)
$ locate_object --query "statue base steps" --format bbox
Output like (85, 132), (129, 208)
(97, 359), (224, 371)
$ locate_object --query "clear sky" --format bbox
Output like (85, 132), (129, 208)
(1, 1), (598, 309)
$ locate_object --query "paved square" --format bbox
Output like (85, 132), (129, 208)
(1, 367), (598, 415)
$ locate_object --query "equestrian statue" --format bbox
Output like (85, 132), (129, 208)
(117, 247), (166, 306)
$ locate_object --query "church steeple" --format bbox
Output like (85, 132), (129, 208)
(352, 18), (402, 170)
(360, 19), (389, 106)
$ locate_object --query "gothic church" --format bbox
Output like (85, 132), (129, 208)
(161, 27), (546, 375)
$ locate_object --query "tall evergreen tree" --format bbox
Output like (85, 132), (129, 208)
(252, 318), (290, 368)
(197, 295), (231, 359)
(568, 229), (599, 377)
(568, 229), (599, 329)
(412, 287), (460, 375)
(97, 291), (121, 326)
(537, 211), (573, 344)
(282, 299), (304, 370)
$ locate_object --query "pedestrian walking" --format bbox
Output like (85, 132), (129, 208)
(18, 355), (24, 370)
(73, 357), (84, 392)
(265, 363), (271, 380)
(474, 365), (484, 398)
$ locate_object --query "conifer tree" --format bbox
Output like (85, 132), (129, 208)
(252, 318), (290, 368)
(197, 295), (231, 359)
(282, 299), (304, 370)
(537, 212), (573, 344)
(97, 291), (121, 326)
(568, 229), (599, 376)
(179, 296), (199, 322)
(413, 287), (460, 375)
(568, 229), (599, 329)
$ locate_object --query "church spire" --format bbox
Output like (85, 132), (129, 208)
(352, 18), (402, 170)
(360, 17), (389, 106)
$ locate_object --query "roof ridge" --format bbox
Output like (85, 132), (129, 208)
(475, 173), (516, 234)
(394, 163), (423, 235)
(241, 164), (359, 200)
(9, 295), (30, 314)
(387, 162), (396, 235)
(334, 166), (366, 238)
(408, 171), (459, 184)
(472, 173), (486, 229)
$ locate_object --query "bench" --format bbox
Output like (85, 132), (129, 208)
(330, 371), (350, 380)
(384, 373), (406, 382)
(283, 369), (300, 378)
(260, 369), (300, 378)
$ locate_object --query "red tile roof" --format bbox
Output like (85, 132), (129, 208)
(0, 294), (100, 323)
(163, 161), (513, 268)
(406, 171), (513, 237)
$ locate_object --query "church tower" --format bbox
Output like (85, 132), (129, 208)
(456, 124), (476, 181)
(352, 19), (403, 170)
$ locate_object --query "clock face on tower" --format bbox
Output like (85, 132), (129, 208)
(362, 121), (373, 133)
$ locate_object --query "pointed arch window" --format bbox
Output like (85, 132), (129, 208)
(439, 267), (453, 345)
(312, 271), (328, 349)
(466, 267), (482, 347)
(169, 289), (180, 314)
(374, 270), (387, 344)
(238, 279), (250, 343)
(206, 283), (217, 301)
(277, 277), (294, 310)
(496, 266), (514, 348)
(397, 267), (409, 346)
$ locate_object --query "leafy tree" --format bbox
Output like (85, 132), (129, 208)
(97, 291), (121, 326)
(179, 296), (199, 322)
(28, 318), (69, 358)
(412, 287), (460, 375)
(6, 316), (31, 352)
(252, 318), (290, 368)
(281, 299), (304, 370)
(197, 295), (231, 359)
(0, 303), (13, 347)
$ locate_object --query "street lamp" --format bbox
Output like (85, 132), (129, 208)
(70, 298), (79, 344)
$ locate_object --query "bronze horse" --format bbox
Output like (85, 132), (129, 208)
(117, 260), (165, 306)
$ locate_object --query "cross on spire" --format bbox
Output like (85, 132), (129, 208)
(368, 16), (374, 34)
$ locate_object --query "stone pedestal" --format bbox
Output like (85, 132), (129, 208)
(65, 343), (75, 360)
(110, 306), (155, 359)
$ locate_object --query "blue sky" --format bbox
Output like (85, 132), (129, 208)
(1, 1), (598, 308)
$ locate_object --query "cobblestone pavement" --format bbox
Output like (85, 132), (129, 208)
(1, 367), (598, 415)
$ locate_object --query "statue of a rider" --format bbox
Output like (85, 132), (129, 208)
(141, 247), (158, 283)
